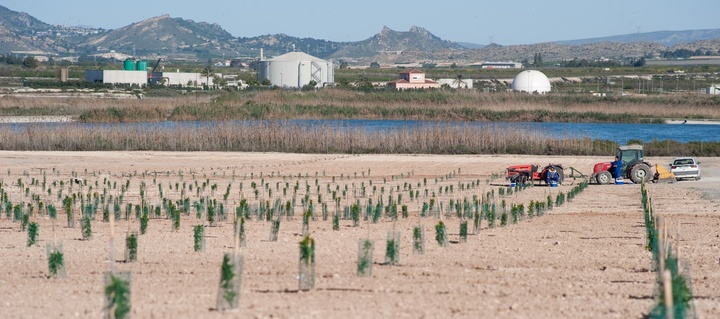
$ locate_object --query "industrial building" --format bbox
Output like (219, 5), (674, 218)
(85, 70), (147, 87)
(258, 52), (334, 88)
(86, 59), (212, 87)
(85, 59), (150, 87)
(511, 70), (551, 94)
(480, 61), (522, 69)
(149, 71), (214, 87)
(387, 69), (441, 90)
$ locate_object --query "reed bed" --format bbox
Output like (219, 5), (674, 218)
(214, 89), (720, 121)
(0, 121), (621, 155)
(3, 89), (719, 123)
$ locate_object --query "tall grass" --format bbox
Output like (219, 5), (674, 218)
(0, 121), (716, 155)
(0, 121), (620, 155)
(3, 89), (719, 122)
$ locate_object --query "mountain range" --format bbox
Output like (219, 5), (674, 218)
(1, 5), (719, 65)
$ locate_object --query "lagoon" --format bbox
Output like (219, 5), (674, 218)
(3, 119), (718, 145)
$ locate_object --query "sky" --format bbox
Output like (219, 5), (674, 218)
(5, 0), (718, 45)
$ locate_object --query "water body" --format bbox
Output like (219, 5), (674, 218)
(3, 119), (718, 144)
(281, 120), (720, 144)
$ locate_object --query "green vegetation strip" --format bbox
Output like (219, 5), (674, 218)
(641, 184), (696, 319)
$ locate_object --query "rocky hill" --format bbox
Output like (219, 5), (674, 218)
(329, 26), (464, 60)
(0, 5), (54, 53)
(73, 15), (237, 56)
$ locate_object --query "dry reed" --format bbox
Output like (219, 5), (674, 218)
(2, 90), (719, 122)
(0, 121), (621, 155)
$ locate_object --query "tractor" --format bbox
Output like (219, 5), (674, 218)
(506, 163), (564, 186)
(592, 145), (652, 184)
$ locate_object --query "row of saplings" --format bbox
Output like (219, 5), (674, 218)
(9, 176), (592, 318)
(641, 184), (696, 319)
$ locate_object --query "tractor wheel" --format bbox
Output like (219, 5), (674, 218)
(630, 163), (651, 184)
(596, 171), (612, 185)
(555, 167), (564, 185)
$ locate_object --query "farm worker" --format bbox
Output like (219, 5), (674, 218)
(545, 166), (559, 185)
(610, 156), (623, 180)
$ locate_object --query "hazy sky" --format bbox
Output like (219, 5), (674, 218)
(6, 0), (717, 45)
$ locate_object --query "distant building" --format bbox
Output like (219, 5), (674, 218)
(707, 84), (720, 95)
(149, 71), (214, 87)
(258, 52), (334, 88)
(85, 70), (147, 87)
(387, 69), (441, 90)
(480, 62), (522, 69)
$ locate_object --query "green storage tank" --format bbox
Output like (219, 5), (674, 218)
(136, 60), (148, 71)
(124, 59), (136, 71)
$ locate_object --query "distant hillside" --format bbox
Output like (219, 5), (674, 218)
(329, 26), (464, 60)
(0, 5), (51, 35)
(556, 28), (720, 47)
(74, 15), (237, 55)
(0, 5), (52, 53)
(235, 33), (340, 59)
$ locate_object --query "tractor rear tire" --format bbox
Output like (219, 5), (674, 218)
(596, 171), (612, 185)
(630, 163), (651, 184)
(555, 167), (564, 185)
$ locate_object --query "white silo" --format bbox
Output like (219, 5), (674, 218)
(258, 52), (334, 88)
(511, 70), (551, 94)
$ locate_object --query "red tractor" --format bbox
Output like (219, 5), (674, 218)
(506, 164), (564, 186)
(592, 145), (652, 184)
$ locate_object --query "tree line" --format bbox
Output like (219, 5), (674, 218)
(0, 54), (40, 68)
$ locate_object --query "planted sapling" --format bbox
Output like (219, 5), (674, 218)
(357, 239), (374, 277)
(302, 210), (311, 236)
(435, 221), (448, 247)
(46, 243), (66, 279)
(125, 232), (138, 262)
(215, 253), (243, 310)
(81, 213), (92, 240)
(139, 213), (148, 235)
(384, 231), (400, 265)
(332, 212), (339, 231)
(270, 218), (280, 242)
(413, 225), (425, 254)
(238, 217), (246, 247)
(27, 221), (39, 247)
(298, 235), (316, 291)
(459, 220), (468, 243)
(193, 225), (205, 252)
(103, 272), (131, 319)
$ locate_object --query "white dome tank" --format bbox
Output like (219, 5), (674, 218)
(511, 70), (551, 94)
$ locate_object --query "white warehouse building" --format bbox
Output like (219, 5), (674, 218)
(258, 52), (334, 88)
(85, 70), (147, 87)
(150, 71), (214, 87)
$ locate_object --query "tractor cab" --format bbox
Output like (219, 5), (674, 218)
(617, 145), (644, 174)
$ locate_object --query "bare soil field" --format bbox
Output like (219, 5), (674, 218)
(0, 151), (718, 319)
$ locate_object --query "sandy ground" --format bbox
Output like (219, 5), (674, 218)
(0, 151), (718, 319)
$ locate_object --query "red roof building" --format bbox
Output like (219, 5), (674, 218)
(387, 69), (441, 90)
